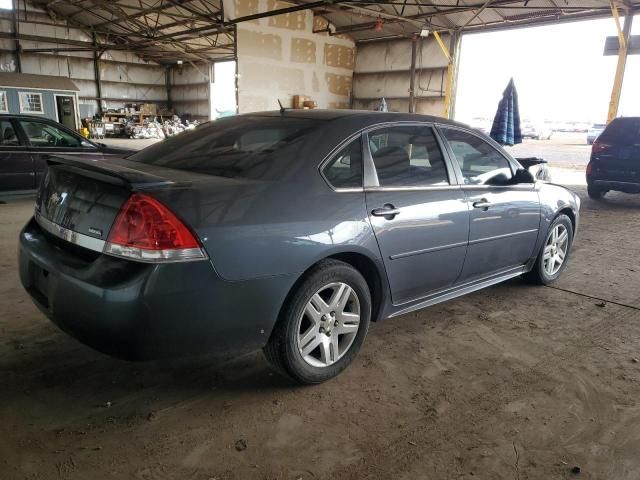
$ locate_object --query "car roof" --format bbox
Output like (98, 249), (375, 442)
(244, 109), (469, 128)
(0, 113), (61, 121)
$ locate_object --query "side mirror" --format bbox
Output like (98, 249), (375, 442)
(513, 168), (535, 184)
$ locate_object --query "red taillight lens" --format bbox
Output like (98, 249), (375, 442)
(586, 162), (593, 175)
(592, 141), (611, 154)
(105, 193), (206, 262)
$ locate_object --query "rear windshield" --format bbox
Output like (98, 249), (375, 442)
(598, 118), (640, 145)
(128, 115), (326, 179)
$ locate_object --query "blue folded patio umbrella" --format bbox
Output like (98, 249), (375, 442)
(490, 78), (522, 146)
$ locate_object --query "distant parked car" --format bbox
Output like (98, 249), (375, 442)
(0, 114), (133, 194)
(586, 117), (640, 199)
(522, 123), (552, 140)
(586, 123), (607, 145)
(18, 110), (580, 384)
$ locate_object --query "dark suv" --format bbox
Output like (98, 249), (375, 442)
(586, 117), (640, 199)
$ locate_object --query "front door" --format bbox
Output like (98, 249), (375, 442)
(365, 124), (469, 305)
(0, 119), (34, 192)
(56, 96), (77, 130)
(439, 127), (541, 282)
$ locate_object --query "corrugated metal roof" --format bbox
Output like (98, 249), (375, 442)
(305, 0), (640, 42)
(24, 0), (234, 64)
(0, 72), (79, 91)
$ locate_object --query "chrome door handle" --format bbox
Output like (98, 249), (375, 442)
(371, 204), (400, 218)
(472, 199), (493, 209)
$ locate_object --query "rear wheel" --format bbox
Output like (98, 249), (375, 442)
(588, 184), (605, 200)
(263, 259), (371, 384)
(526, 214), (573, 285)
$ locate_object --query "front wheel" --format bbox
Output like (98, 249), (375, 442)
(526, 214), (573, 285)
(263, 259), (371, 384)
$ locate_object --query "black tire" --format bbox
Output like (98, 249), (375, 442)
(526, 214), (574, 285)
(263, 259), (371, 384)
(587, 184), (605, 200)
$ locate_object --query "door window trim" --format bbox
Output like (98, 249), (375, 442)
(362, 121), (458, 190)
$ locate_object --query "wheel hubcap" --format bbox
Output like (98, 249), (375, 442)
(296, 282), (361, 368)
(543, 224), (569, 276)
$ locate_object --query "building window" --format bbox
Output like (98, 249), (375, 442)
(0, 91), (7, 113)
(18, 92), (44, 114)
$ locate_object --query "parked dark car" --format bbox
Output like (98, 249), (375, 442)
(586, 117), (640, 199)
(18, 111), (580, 384)
(0, 114), (133, 194)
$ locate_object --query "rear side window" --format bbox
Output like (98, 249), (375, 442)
(368, 125), (449, 187)
(0, 120), (21, 146)
(129, 116), (326, 180)
(322, 138), (363, 189)
(598, 118), (640, 146)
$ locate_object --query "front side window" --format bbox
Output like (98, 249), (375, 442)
(0, 91), (7, 113)
(20, 120), (84, 148)
(441, 128), (514, 185)
(0, 120), (21, 146)
(368, 125), (449, 187)
(322, 138), (363, 189)
(19, 92), (44, 114)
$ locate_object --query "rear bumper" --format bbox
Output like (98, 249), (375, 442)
(19, 217), (296, 360)
(589, 178), (640, 194)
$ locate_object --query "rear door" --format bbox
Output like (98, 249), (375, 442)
(439, 127), (541, 282)
(364, 123), (469, 305)
(595, 118), (640, 183)
(0, 119), (34, 192)
(17, 118), (102, 187)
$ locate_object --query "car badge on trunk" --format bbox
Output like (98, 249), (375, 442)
(88, 227), (103, 237)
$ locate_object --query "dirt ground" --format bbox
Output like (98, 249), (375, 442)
(3, 150), (640, 479)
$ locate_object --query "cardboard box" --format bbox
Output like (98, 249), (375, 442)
(140, 103), (157, 115)
(292, 95), (309, 109)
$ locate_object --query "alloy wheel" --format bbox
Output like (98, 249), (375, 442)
(296, 282), (361, 368)
(543, 224), (569, 276)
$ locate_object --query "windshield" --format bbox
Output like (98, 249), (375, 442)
(128, 115), (326, 179)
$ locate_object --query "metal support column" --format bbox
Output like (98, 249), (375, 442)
(409, 35), (418, 113)
(433, 31), (455, 119)
(607, 2), (634, 123)
(166, 67), (173, 112)
(12, 0), (22, 73)
(448, 32), (463, 121)
(92, 33), (103, 116)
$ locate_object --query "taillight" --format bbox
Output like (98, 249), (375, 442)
(104, 193), (207, 262)
(592, 141), (611, 154)
(586, 162), (592, 175)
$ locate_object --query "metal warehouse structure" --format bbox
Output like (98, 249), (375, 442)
(0, 0), (638, 121)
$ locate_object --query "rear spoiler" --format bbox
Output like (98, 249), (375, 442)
(46, 154), (175, 190)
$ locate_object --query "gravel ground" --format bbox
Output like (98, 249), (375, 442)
(3, 135), (640, 480)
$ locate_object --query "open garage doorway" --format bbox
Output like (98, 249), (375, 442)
(210, 61), (237, 120)
(454, 16), (640, 184)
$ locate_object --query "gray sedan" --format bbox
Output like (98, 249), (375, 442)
(18, 110), (580, 384)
